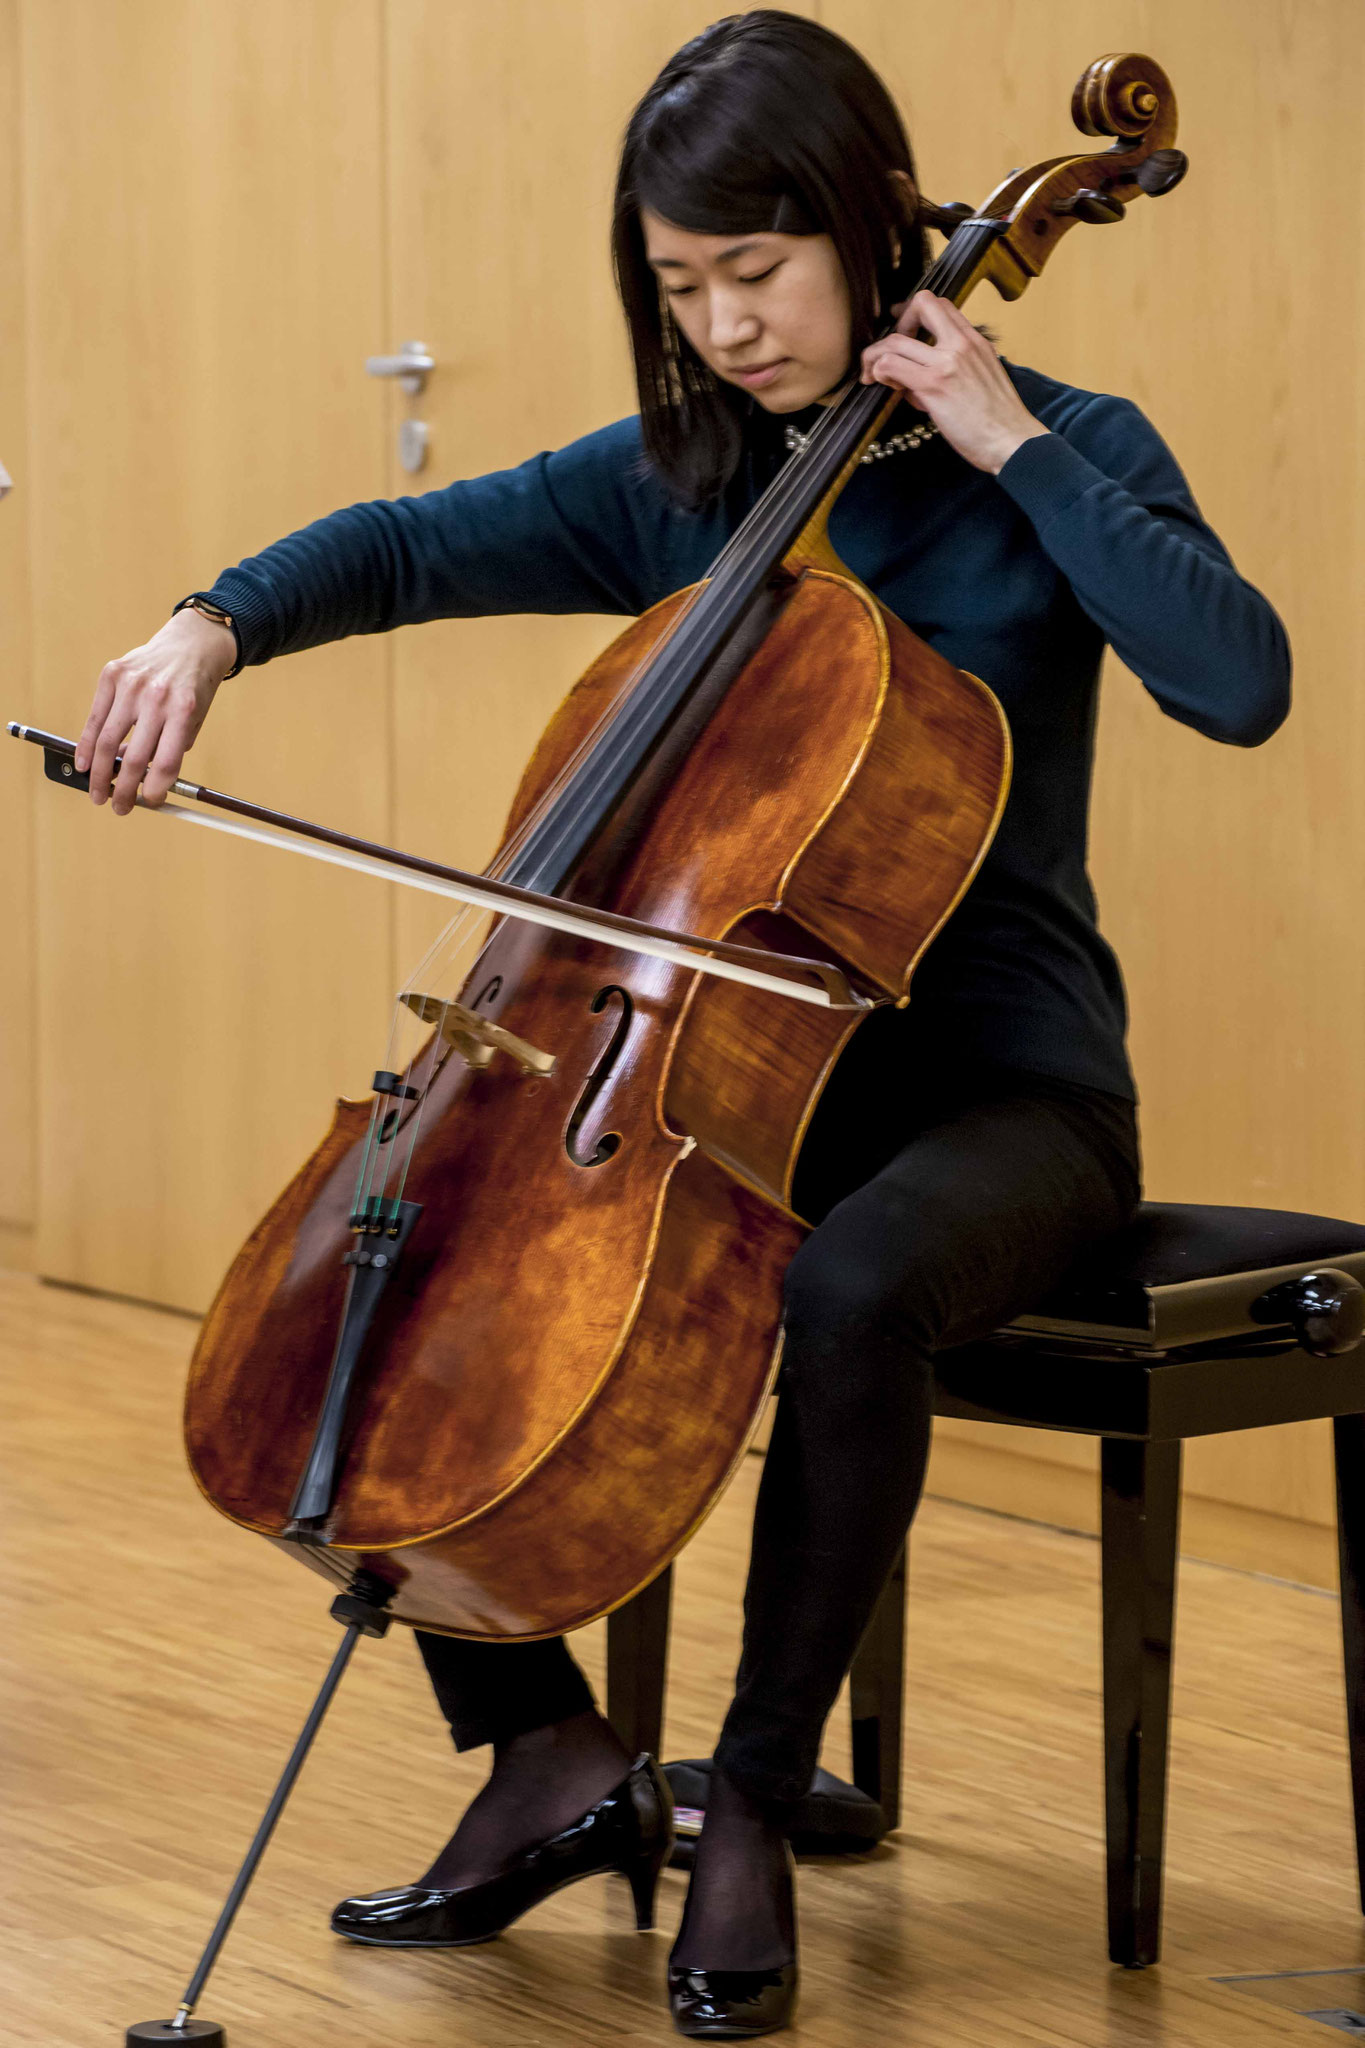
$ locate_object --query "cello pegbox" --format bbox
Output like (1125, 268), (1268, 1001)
(956, 53), (1185, 304)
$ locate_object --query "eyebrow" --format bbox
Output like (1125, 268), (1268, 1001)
(648, 239), (768, 270)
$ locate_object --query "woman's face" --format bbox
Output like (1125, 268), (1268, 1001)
(641, 208), (853, 411)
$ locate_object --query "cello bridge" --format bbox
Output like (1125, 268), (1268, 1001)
(402, 991), (556, 1078)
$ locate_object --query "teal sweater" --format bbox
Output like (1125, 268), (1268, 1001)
(202, 364), (1291, 1102)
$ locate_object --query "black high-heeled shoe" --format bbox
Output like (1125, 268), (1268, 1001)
(667, 1962), (798, 2039)
(667, 1842), (799, 2038)
(331, 1753), (673, 1949)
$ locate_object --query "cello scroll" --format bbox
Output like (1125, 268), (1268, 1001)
(937, 52), (1187, 304)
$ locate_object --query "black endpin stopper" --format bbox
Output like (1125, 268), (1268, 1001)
(126, 2021), (226, 2045)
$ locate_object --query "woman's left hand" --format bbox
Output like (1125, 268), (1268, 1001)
(860, 291), (1050, 475)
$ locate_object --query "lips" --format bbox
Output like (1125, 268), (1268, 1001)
(730, 359), (789, 390)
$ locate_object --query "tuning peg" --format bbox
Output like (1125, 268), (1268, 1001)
(1136, 148), (1189, 198)
(1052, 187), (1127, 225)
(917, 198), (977, 237)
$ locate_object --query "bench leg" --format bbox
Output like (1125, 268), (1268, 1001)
(1334, 1414), (1365, 1911)
(1101, 1437), (1181, 1968)
(849, 1542), (907, 1829)
(605, 1564), (673, 1759)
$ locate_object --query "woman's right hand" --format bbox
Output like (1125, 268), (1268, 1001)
(76, 607), (238, 815)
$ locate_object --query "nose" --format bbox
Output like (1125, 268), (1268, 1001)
(708, 286), (762, 355)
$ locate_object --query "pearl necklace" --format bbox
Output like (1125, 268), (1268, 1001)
(783, 420), (938, 463)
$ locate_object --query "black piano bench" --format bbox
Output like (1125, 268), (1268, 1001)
(605, 1200), (1365, 1969)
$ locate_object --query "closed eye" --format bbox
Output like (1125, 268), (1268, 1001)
(662, 260), (782, 300)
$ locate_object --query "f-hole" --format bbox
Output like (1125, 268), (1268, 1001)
(565, 985), (633, 1168)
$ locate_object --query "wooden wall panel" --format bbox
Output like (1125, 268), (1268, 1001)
(21, 2), (393, 1309)
(0, 0), (35, 1269)
(12, 2), (1361, 1578)
(824, 0), (1365, 1572)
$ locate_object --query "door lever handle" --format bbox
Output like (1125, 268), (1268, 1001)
(364, 342), (435, 395)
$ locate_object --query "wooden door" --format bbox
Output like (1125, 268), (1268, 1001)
(22, 2), (394, 1309)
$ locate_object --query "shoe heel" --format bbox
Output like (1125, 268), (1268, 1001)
(626, 1844), (667, 1931)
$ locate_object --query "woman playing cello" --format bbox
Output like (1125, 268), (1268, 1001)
(75, 13), (1289, 2037)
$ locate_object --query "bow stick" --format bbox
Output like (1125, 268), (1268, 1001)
(9, 723), (866, 1011)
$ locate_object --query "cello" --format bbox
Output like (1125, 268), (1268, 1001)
(12, 52), (1186, 2044)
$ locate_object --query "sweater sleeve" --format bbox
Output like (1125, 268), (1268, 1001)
(196, 417), (679, 670)
(994, 389), (1291, 746)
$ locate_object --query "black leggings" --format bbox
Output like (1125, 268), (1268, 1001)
(416, 1023), (1141, 1804)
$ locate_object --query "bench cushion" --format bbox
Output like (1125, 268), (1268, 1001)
(1065, 1202), (1365, 1292)
(1018, 1201), (1365, 1345)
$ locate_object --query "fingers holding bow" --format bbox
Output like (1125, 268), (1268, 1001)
(859, 291), (1050, 476)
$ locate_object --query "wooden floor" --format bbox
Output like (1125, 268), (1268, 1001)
(3, 1269), (1364, 2046)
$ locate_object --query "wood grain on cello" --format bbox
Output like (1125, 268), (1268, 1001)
(183, 563), (1009, 1637)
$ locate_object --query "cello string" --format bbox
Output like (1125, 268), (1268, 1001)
(355, 233), (980, 1222)
(433, 257), (929, 895)
(362, 913), (483, 1224)
(403, 224), (975, 939)
(365, 485), (765, 1211)
(429, 229), (969, 905)
(349, 225), (988, 1226)
(361, 898), (500, 1228)
(484, 231), (984, 890)
(352, 981), (427, 1225)
(380, 908), (493, 1224)
(356, 580), (723, 1223)
(358, 228), (980, 1216)
(361, 389), (843, 1222)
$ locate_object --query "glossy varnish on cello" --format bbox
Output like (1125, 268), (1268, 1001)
(186, 570), (1008, 1635)
(181, 54), (1186, 1640)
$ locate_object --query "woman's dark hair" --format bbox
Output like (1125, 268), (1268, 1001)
(613, 10), (928, 509)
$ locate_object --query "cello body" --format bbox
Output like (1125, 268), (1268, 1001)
(184, 567), (1009, 1636)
